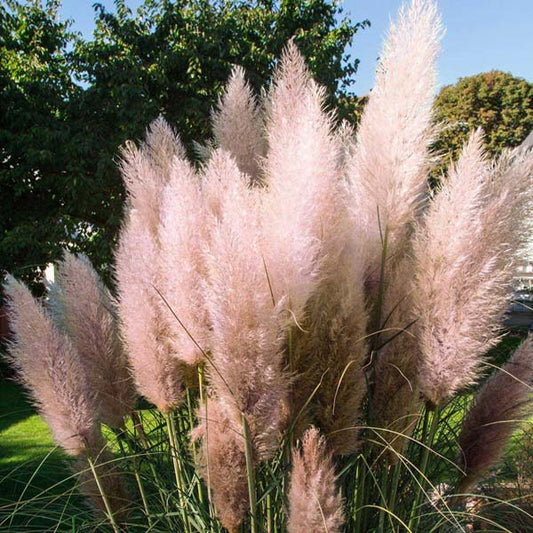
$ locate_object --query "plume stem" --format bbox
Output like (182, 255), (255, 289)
(242, 413), (258, 533)
(409, 405), (440, 531)
(165, 412), (192, 533)
(113, 427), (153, 527)
(186, 389), (205, 505)
(134, 467), (152, 527)
(198, 364), (214, 512)
(387, 460), (402, 518)
(134, 412), (173, 529)
(86, 454), (121, 533)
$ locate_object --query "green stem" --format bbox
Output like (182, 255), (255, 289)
(198, 363), (205, 405)
(187, 388), (205, 505)
(198, 364), (214, 518)
(165, 412), (192, 533)
(388, 460), (402, 521)
(408, 406), (440, 532)
(354, 455), (367, 533)
(377, 466), (388, 532)
(86, 454), (121, 533)
(266, 491), (272, 533)
(114, 428), (153, 528)
(132, 411), (174, 530)
(134, 467), (153, 528)
(241, 413), (257, 533)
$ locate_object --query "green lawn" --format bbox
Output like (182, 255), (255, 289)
(0, 381), (86, 531)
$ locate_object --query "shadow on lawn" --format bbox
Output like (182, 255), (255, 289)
(0, 380), (91, 531)
(0, 380), (33, 435)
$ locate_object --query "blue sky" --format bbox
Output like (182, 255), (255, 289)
(60, 0), (533, 95)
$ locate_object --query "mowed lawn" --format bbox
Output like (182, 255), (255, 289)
(0, 381), (86, 531)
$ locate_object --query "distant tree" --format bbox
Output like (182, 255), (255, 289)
(0, 0), (369, 286)
(0, 0), (86, 291)
(432, 71), (533, 182)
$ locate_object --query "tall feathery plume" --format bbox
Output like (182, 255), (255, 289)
(193, 399), (248, 533)
(261, 44), (363, 446)
(346, 0), (442, 288)
(349, 0), (442, 458)
(292, 228), (369, 455)
(4, 275), (98, 455)
(115, 118), (185, 412)
(195, 149), (289, 530)
(287, 427), (345, 533)
(202, 149), (288, 455)
(457, 336), (533, 494)
(212, 66), (266, 183)
(413, 130), (490, 405)
(49, 252), (136, 428)
(414, 132), (533, 406)
(261, 41), (341, 322)
(5, 276), (130, 520)
(158, 157), (209, 366)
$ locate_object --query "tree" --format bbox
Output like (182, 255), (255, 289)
(0, 0), (369, 287)
(432, 71), (533, 182)
(0, 0), (86, 291)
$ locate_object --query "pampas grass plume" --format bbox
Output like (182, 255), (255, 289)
(4, 275), (98, 455)
(116, 119), (189, 412)
(287, 427), (345, 533)
(49, 252), (136, 427)
(202, 149), (288, 456)
(116, 210), (184, 413)
(261, 41), (341, 322)
(347, 0), (442, 280)
(457, 335), (533, 493)
(212, 66), (265, 182)
(193, 399), (248, 533)
(415, 131), (533, 405)
(158, 157), (209, 365)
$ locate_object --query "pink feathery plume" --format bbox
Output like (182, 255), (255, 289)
(192, 399), (248, 533)
(414, 131), (533, 406)
(457, 335), (533, 493)
(287, 427), (345, 533)
(48, 252), (136, 428)
(346, 0), (442, 286)
(261, 41), (342, 323)
(259, 42), (368, 453)
(4, 275), (98, 455)
(347, 0), (443, 459)
(372, 128), (486, 452)
(291, 231), (369, 455)
(212, 66), (266, 182)
(120, 117), (184, 235)
(116, 118), (187, 411)
(202, 149), (289, 457)
(116, 211), (184, 412)
(192, 149), (290, 530)
(158, 157), (209, 365)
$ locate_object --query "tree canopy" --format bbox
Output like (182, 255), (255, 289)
(432, 70), (533, 181)
(0, 0), (369, 287)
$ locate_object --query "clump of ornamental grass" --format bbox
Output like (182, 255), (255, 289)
(3, 0), (533, 531)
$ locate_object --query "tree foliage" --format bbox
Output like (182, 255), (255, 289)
(432, 70), (533, 181)
(0, 0), (369, 287)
